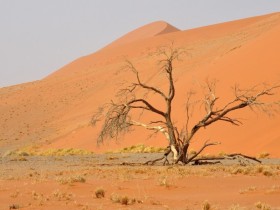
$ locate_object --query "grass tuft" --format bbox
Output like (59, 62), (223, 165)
(202, 200), (211, 210)
(255, 201), (271, 210)
(110, 193), (140, 205)
(95, 188), (105, 198)
(258, 152), (270, 159)
(57, 175), (86, 184)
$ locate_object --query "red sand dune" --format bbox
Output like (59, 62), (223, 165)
(1, 12), (280, 156)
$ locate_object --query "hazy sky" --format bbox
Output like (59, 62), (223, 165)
(1, 1), (280, 87)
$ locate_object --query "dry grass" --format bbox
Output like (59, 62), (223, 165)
(110, 193), (142, 205)
(95, 188), (105, 198)
(9, 204), (20, 209)
(202, 200), (211, 210)
(228, 165), (278, 176)
(52, 189), (73, 201)
(10, 157), (27, 161)
(228, 204), (246, 210)
(57, 175), (86, 184)
(86, 164), (279, 182)
(10, 190), (20, 198)
(38, 148), (94, 156)
(258, 152), (270, 159)
(5, 148), (94, 157)
(158, 176), (172, 188)
(239, 186), (257, 194)
(255, 201), (271, 210)
(108, 144), (165, 154)
(266, 185), (280, 194)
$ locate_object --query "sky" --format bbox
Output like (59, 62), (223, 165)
(1, 1), (280, 87)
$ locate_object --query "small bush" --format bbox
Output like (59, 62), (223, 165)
(255, 201), (271, 210)
(263, 170), (273, 177)
(120, 196), (129, 205)
(9, 204), (20, 209)
(57, 175), (86, 184)
(95, 188), (105, 198)
(110, 194), (137, 205)
(202, 200), (211, 210)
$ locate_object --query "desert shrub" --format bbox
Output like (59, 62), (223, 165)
(95, 188), (105, 198)
(255, 201), (271, 210)
(9, 204), (20, 209)
(202, 200), (211, 210)
(263, 170), (273, 176)
(110, 194), (138, 205)
(57, 175), (86, 184)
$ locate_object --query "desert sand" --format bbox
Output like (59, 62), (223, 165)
(1, 154), (280, 210)
(1, 12), (280, 209)
(1, 12), (280, 156)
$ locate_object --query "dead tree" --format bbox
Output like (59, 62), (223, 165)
(92, 46), (280, 165)
(174, 81), (280, 164)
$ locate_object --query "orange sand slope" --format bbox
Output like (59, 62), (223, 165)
(1, 12), (280, 156)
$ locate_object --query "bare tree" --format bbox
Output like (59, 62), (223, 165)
(92, 46), (280, 165)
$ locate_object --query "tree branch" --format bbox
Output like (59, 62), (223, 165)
(125, 60), (168, 100)
(127, 99), (165, 117)
(185, 141), (220, 164)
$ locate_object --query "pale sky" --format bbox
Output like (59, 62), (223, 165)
(1, 0), (280, 87)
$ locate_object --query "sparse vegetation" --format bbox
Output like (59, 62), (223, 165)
(109, 144), (165, 153)
(38, 148), (94, 156)
(5, 148), (94, 157)
(110, 193), (141, 205)
(202, 200), (211, 210)
(228, 204), (245, 210)
(9, 204), (20, 209)
(258, 152), (270, 159)
(10, 157), (27, 161)
(239, 186), (257, 194)
(57, 175), (86, 184)
(255, 201), (271, 210)
(52, 189), (73, 201)
(158, 176), (171, 188)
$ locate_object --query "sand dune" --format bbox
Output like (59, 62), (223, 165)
(1, 12), (280, 157)
(103, 20), (180, 49)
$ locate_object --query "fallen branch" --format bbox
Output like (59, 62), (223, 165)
(189, 153), (261, 165)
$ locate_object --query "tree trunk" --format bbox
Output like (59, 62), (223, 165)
(181, 143), (189, 163)
(166, 117), (178, 162)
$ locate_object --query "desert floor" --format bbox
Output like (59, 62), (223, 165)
(1, 153), (280, 210)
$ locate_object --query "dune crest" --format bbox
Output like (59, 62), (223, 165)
(103, 21), (180, 49)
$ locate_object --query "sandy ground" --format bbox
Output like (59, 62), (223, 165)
(1, 153), (280, 210)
